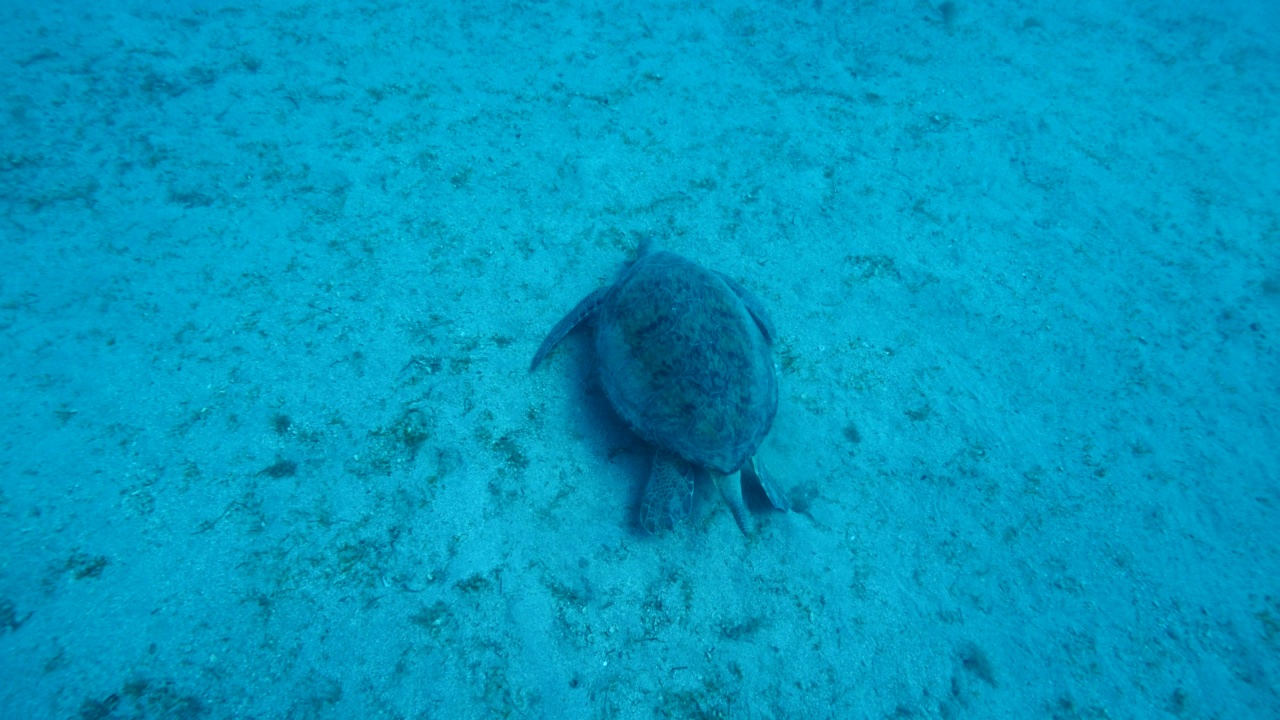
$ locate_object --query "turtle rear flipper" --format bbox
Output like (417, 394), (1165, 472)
(714, 471), (752, 535)
(530, 286), (609, 371)
(718, 458), (789, 536)
(639, 451), (695, 534)
(746, 456), (791, 513)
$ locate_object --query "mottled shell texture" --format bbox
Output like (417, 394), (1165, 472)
(595, 251), (777, 474)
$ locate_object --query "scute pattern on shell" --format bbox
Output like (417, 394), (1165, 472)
(595, 251), (777, 475)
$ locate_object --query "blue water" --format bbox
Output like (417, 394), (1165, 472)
(1, 0), (1277, 717)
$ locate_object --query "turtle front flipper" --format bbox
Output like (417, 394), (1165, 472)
(640, 451), (695, 534)
(529, 287), (609, 371)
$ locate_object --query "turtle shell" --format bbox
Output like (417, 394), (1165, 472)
(595, 251), (777, 474)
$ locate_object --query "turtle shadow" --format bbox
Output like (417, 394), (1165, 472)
(741, 472), (780, 513)
(557, 339), (654, 530)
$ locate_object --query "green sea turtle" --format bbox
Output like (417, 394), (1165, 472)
(530, 242), (790, 535)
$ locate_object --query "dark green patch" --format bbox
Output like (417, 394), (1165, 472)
(545, 578), (588, 610)
(67, 553), (109, 580)
(334, 540), (377, 578)
(720, 615), (764, 640)
(168, 189), (215, 208)
(400, 354), (444, 383)
(944, 437), (988, 478)
(16, 49), (60, 68)
(185, 66), (219, 86)
(390, 408), (435, 458)
(242, 590), (274, 622)
(357, 408), (439, 474)
(1165, 687), (1188, 715)
(958, 642), (997, 686)
(594, 226), (629, 252)
(843, 423), (861, 444)
(1047, 694), (1111, 720)
(777, 338), (802, 373)
(271, 413), (292, 434)
(124, 677), (207, 720)
(938, 1), (958, 26)
(491, 434), (529, 470)
(26, 178), (100, 212)
(473, 412), (496, 446)
(140, 72), (188, 99)
(525, 403), (546, 431)
(259, 459), (297, 478)
(788, 481), (820, 517)
(409, 600), (450, 631)
(0, 597), (30, 634)
(1258, 596), (1280, 645)
(78, 695), (118, 720)
(843, 254), (900, 282)
(455, 573), (492, 593)
(80, 677), (207, 720)
(366, 83), (404, 102)
(654, 674), (731, 720)
(905, 404), (932, 422)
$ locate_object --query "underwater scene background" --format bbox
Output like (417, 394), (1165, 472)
(1, 0), (1277, 717)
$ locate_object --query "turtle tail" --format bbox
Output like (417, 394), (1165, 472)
(715, 471), (752, 536)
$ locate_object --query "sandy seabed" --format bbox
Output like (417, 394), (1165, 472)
(1, 0), (1277, 717)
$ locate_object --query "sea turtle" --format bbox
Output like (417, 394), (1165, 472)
(530, 242), (790, 535)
